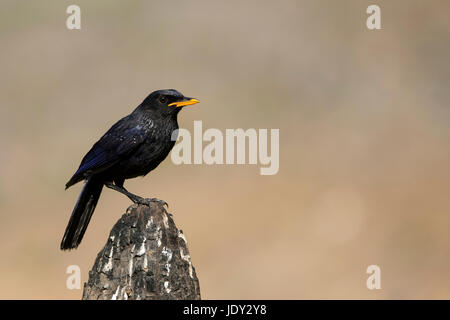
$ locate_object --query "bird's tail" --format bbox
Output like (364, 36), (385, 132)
(61, 177), (103, 250)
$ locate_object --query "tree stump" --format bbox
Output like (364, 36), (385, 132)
(82, 202), (201, 300)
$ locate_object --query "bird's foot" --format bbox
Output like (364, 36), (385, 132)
(104, 183), (168, 208)
(131, 195), (168, 208)
(147, 198), (169, 208)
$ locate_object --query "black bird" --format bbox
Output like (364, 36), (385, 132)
(61, 89), (198, 250)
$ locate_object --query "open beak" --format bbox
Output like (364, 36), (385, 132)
(168, 97), (199, 108)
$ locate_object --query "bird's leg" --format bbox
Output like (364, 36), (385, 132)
(105, 183), (144, 202)
(105, 182), (168, 207)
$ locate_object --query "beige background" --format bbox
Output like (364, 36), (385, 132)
(0, 0), (449, 299)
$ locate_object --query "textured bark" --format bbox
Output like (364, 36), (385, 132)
(82, 202), (201, 300)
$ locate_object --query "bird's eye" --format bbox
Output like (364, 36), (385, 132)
(159, 96), (168, 104)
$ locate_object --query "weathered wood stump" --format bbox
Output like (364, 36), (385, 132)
(82, 202), (201, 300)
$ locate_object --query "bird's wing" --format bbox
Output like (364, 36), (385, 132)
(66, 116), (146, 188)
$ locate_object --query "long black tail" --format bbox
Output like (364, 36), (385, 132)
(61, 177), (104, 250)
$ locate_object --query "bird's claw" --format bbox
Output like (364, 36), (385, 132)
(132, 196), (168, 208)
(148, 198), (169, 208)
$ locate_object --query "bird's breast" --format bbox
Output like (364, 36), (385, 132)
(116, 120), (178, 179)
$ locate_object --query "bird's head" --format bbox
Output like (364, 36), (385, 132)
(139, 89), (199, 117)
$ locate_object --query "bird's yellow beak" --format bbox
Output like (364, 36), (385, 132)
(168, 98), (199, 108)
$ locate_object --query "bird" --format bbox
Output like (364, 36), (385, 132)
(61, 89), (199, 250)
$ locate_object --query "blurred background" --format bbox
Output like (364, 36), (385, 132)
(0, 0), (449, 299)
